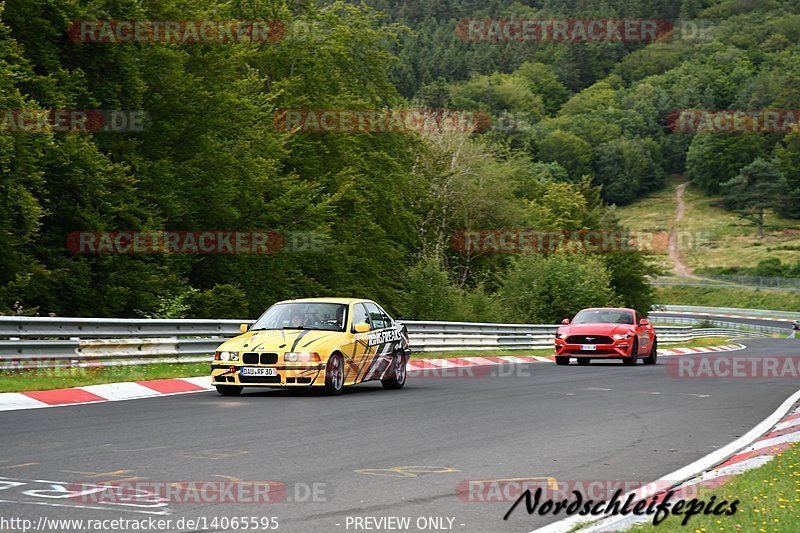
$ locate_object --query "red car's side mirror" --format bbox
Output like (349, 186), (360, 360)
(639, 319), (649, 326)
(561, 318), (570, 325)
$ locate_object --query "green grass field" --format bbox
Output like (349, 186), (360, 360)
(617, 176), (800, 273)
(631, 444), (800, 532)
(655, 286), (800, 313)
(615, 175), (682, 272)
(617, 175), (800, 311)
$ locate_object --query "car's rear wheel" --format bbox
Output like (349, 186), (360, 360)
(643, 339), (658, 365)
(324, 353), (345, 395)
(577, 358), (591, 366)
(623, 340), (638, 366)
(555, 356), (570, 366)
(216, 385), (243, 396)
(381, 351), (407, 390)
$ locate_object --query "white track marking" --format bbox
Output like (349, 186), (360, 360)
(80, 382), (162, 401)
(0, 498), (170, 515)
(0, 394), (49, 412)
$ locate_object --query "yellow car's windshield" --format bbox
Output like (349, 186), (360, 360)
(251, 302), (348, 332)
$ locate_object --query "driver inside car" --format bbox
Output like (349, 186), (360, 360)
(289, 310), (306, 328)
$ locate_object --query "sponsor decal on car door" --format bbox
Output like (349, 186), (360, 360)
(360, 303), (397, 381)
(345, 302), (373, 385)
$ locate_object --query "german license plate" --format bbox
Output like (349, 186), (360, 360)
(240, 367), (277, 377)
(580, 344), (597, 351)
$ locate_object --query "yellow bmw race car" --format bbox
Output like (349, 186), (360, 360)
(211, 298), (411, 395)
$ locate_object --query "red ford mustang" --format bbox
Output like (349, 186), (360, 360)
(554, 308), (657, 366)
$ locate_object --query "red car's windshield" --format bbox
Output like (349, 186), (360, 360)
(572, 309), (634, 325)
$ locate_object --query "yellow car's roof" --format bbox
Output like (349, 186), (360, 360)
(279, 297), (370, 305)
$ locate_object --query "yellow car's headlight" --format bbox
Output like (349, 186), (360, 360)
(219, 351), (238, 361)
(284, 352), (321, 362)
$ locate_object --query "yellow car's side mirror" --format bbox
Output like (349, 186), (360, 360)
(240, 323), (249, 333)
(353, 323), (370, 334)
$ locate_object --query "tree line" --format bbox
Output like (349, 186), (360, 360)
(2, 0), (798, 322)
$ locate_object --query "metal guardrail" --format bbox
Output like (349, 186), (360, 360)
(408, 325), (765, 352)
(0, 338), (221, 370)
(649, 315), (786, 335)
(0, 316), (247, 338)
(0, 313), (780, 367)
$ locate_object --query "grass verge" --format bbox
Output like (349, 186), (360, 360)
(0, 362), (209, 393)
(631, 443), (800, 532)
(656, 285), (800, 312)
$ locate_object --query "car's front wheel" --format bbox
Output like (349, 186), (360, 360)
(623, 340), (638, 366)
(216, 385), (243, 396)
(381, 351), (407, 390)
(324, 353), (345, 395)
(643, 339), (658, 365)
(555, 356), (570, 366)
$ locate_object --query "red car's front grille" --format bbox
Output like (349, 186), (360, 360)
(565, 335), (613, 344)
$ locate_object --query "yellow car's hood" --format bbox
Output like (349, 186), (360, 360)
(217, 329), (343, 353)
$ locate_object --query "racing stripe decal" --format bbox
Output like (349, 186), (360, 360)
(303, 332), (335, 348)
(361, 339), (395, 381)
(290, 330), (311, 352)
(350, 338), (371, 383)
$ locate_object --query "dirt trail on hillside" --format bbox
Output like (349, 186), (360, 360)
(669, 182), (693, 276)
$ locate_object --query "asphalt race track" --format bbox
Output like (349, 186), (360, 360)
(1, 338), (799, 533)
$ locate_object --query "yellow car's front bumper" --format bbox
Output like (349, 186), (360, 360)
(211, 363), (326, 387)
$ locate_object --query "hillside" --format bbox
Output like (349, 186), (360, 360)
(617, 176), (800, 275)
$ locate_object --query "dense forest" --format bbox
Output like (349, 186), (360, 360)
(1, 0), (799, 321)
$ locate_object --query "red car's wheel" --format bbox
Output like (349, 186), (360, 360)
(623, 339), (638, 366)
(555, 356), (570, 366)
(643, 339), (658, 365)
